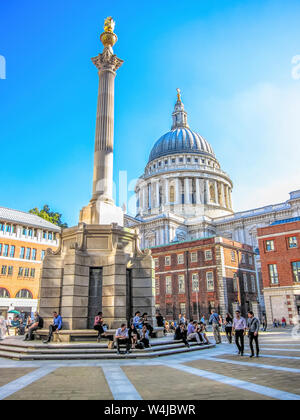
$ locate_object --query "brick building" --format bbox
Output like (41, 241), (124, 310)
(258, 218), (300, 326)
(0, 207), (60, 318)
(151, 236), (260, 321)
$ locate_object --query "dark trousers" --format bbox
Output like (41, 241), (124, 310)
(25, 326), (39, 341)
(249, 332), (259, 356)
(46, 325), (58, 342)
(141, 337), (150, 348)
(235, 330), (245, 354)
(117, 338), (131, 352)
(225, 327), (233, 344)
(94, 325), (104, 338)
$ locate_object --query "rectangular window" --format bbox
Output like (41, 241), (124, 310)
(269, 264), (279, 284)
(48, 232), (53, 240)
(166, 303), (173, 316)
(3, 245), (9, 257)
(190, 252), (198, 263)
(41, 250), (46, 261)
(231, 250), (236, 262)
(206, 272), (214, 291)
(8, 266), (13, 276)
(30, 268), (35, 278)
(154, 258), (158, 268)
(24, 268), (30, 277)
(251, 275), (256, 292)
(233, 274), (238, 292)
(292, 261), (300, 283)
(243, 273), (248, 292)
(166, 276), (172, 294)
(205, 250), (213, 261)
(178, 275), (185, 293)
(192, 273), (199, 292)
(0, 244), (2, 255)
(288, 237), (298, 249)
(20, 247), (25, 259)
(10, 245), (15, 258)
(180, 303), (186, 315)
(0, 223), (4, 231)
(32, 249), (37, 261)
(165, 256), (171, 266)
(177, 254), (184, 265)
(241, 254), (246, 264)
(18, 267), (24, 277)
(28, 229), (33, 237)
(6, 224), (11, 233)
(249, 255), (253, 265)
(1, 265), (7, 275)
(22, 227), (27, 236)
(26, 248), (31, 260)
(266, 240), (275, 252)
(43, 231), (47, 239)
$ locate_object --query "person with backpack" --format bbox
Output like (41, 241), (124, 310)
(209, 309), (222, 344)
(93, 312), (104, 343)
(43, 312), (62, 344)
(24, 312), (43, 341)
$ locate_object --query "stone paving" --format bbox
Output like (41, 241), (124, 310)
(0, 330), (299, 400)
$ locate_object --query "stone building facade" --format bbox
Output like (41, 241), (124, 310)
(257, 218), (300, 325)
(0, 207), (59, 318)
(151, 236), (259, 320)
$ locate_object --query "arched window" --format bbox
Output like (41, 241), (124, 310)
(15, 289), (33, 299)
(0, 288), (10, 298)
(169, 185), (175, 204)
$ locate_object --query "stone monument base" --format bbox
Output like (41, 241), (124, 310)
(79, 200), (124, 227)
(39, 223), (155, 330)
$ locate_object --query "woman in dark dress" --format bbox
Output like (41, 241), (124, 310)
(224, 313), (233, 344)
(129, 323), (139, 349)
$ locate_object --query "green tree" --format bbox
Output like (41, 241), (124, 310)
(29, 205), (68, 228)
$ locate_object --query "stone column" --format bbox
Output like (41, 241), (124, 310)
(214, 181), (218, 205)
(156, 181), (160, 208)
(175, 178), (181, 204)
(184, 178), (191, 204)
(205, 179), (210, 204)
(221, 183), (226, 207)
(142, 186), (147, 213)
(164, 178), (169, 206)
(195, 178), (201, 204)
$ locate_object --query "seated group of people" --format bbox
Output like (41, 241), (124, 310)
(174, 320), (211, 347)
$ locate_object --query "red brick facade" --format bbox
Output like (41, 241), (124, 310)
(151, 237), (259, 320)
(258, 220), (300, 324)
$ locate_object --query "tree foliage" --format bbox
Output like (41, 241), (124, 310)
(29, 205), (68, 228)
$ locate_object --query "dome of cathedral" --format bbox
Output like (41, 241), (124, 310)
(148, 127), (215, 163)
(148, 89), (214, 163)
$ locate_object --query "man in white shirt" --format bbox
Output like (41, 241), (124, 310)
(232, 310), (247, 356)
(115, 324), (131, 354)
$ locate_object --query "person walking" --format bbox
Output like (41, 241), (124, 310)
(247, 311), (260, 358)
(262, 314), (267, 331)
(232, 310), (247, 356)
(93, 312), (104, 343)
(43, 312), (62, 344)
(224, 313), (233, 344)
(209, 310), (222, 344)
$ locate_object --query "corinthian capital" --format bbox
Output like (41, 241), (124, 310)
(92, 47), (124, 72)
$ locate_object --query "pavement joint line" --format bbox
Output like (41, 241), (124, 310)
(102, 366), (143, 401)
(261, 348), (300, 352)
(200, 356), (300, 373)
(166, 363), (300, 401)
(0, 367), (58, 400)
(258, 354), (300, 361)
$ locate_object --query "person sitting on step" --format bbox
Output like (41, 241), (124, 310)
(140, 324), (150, 348)
(43, 312), (62, 344)
(115, 323), (131, 355)
(93, 312), (104, 343)
(174, 322), (190, 347)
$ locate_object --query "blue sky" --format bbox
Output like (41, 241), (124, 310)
(0, 0), (300, 226)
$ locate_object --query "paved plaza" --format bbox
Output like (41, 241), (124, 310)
(0, 330), (299, 400)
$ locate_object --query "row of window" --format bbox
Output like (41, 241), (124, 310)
(148, 157), (219, 173)
(157, 301), (216, 317)
(233, 273), (256, 293)
(0, 265), (36, 278)
(269, 261), (300, 284)
(0, 244), (46, 261)
(156, 272), (215, 295)
(0, 288), (33, 299)
(230, 250), (253, 265)
(0, 223), (57, 241)
(265, 237), (298, 252)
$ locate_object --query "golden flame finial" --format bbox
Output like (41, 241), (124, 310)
(100, 17), (118, 49)
(104, 17), (116, 33)
(177, 88), (182, 102)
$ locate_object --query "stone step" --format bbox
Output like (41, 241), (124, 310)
(0, 341), (203, 356)
(0, 344), (215, 361)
